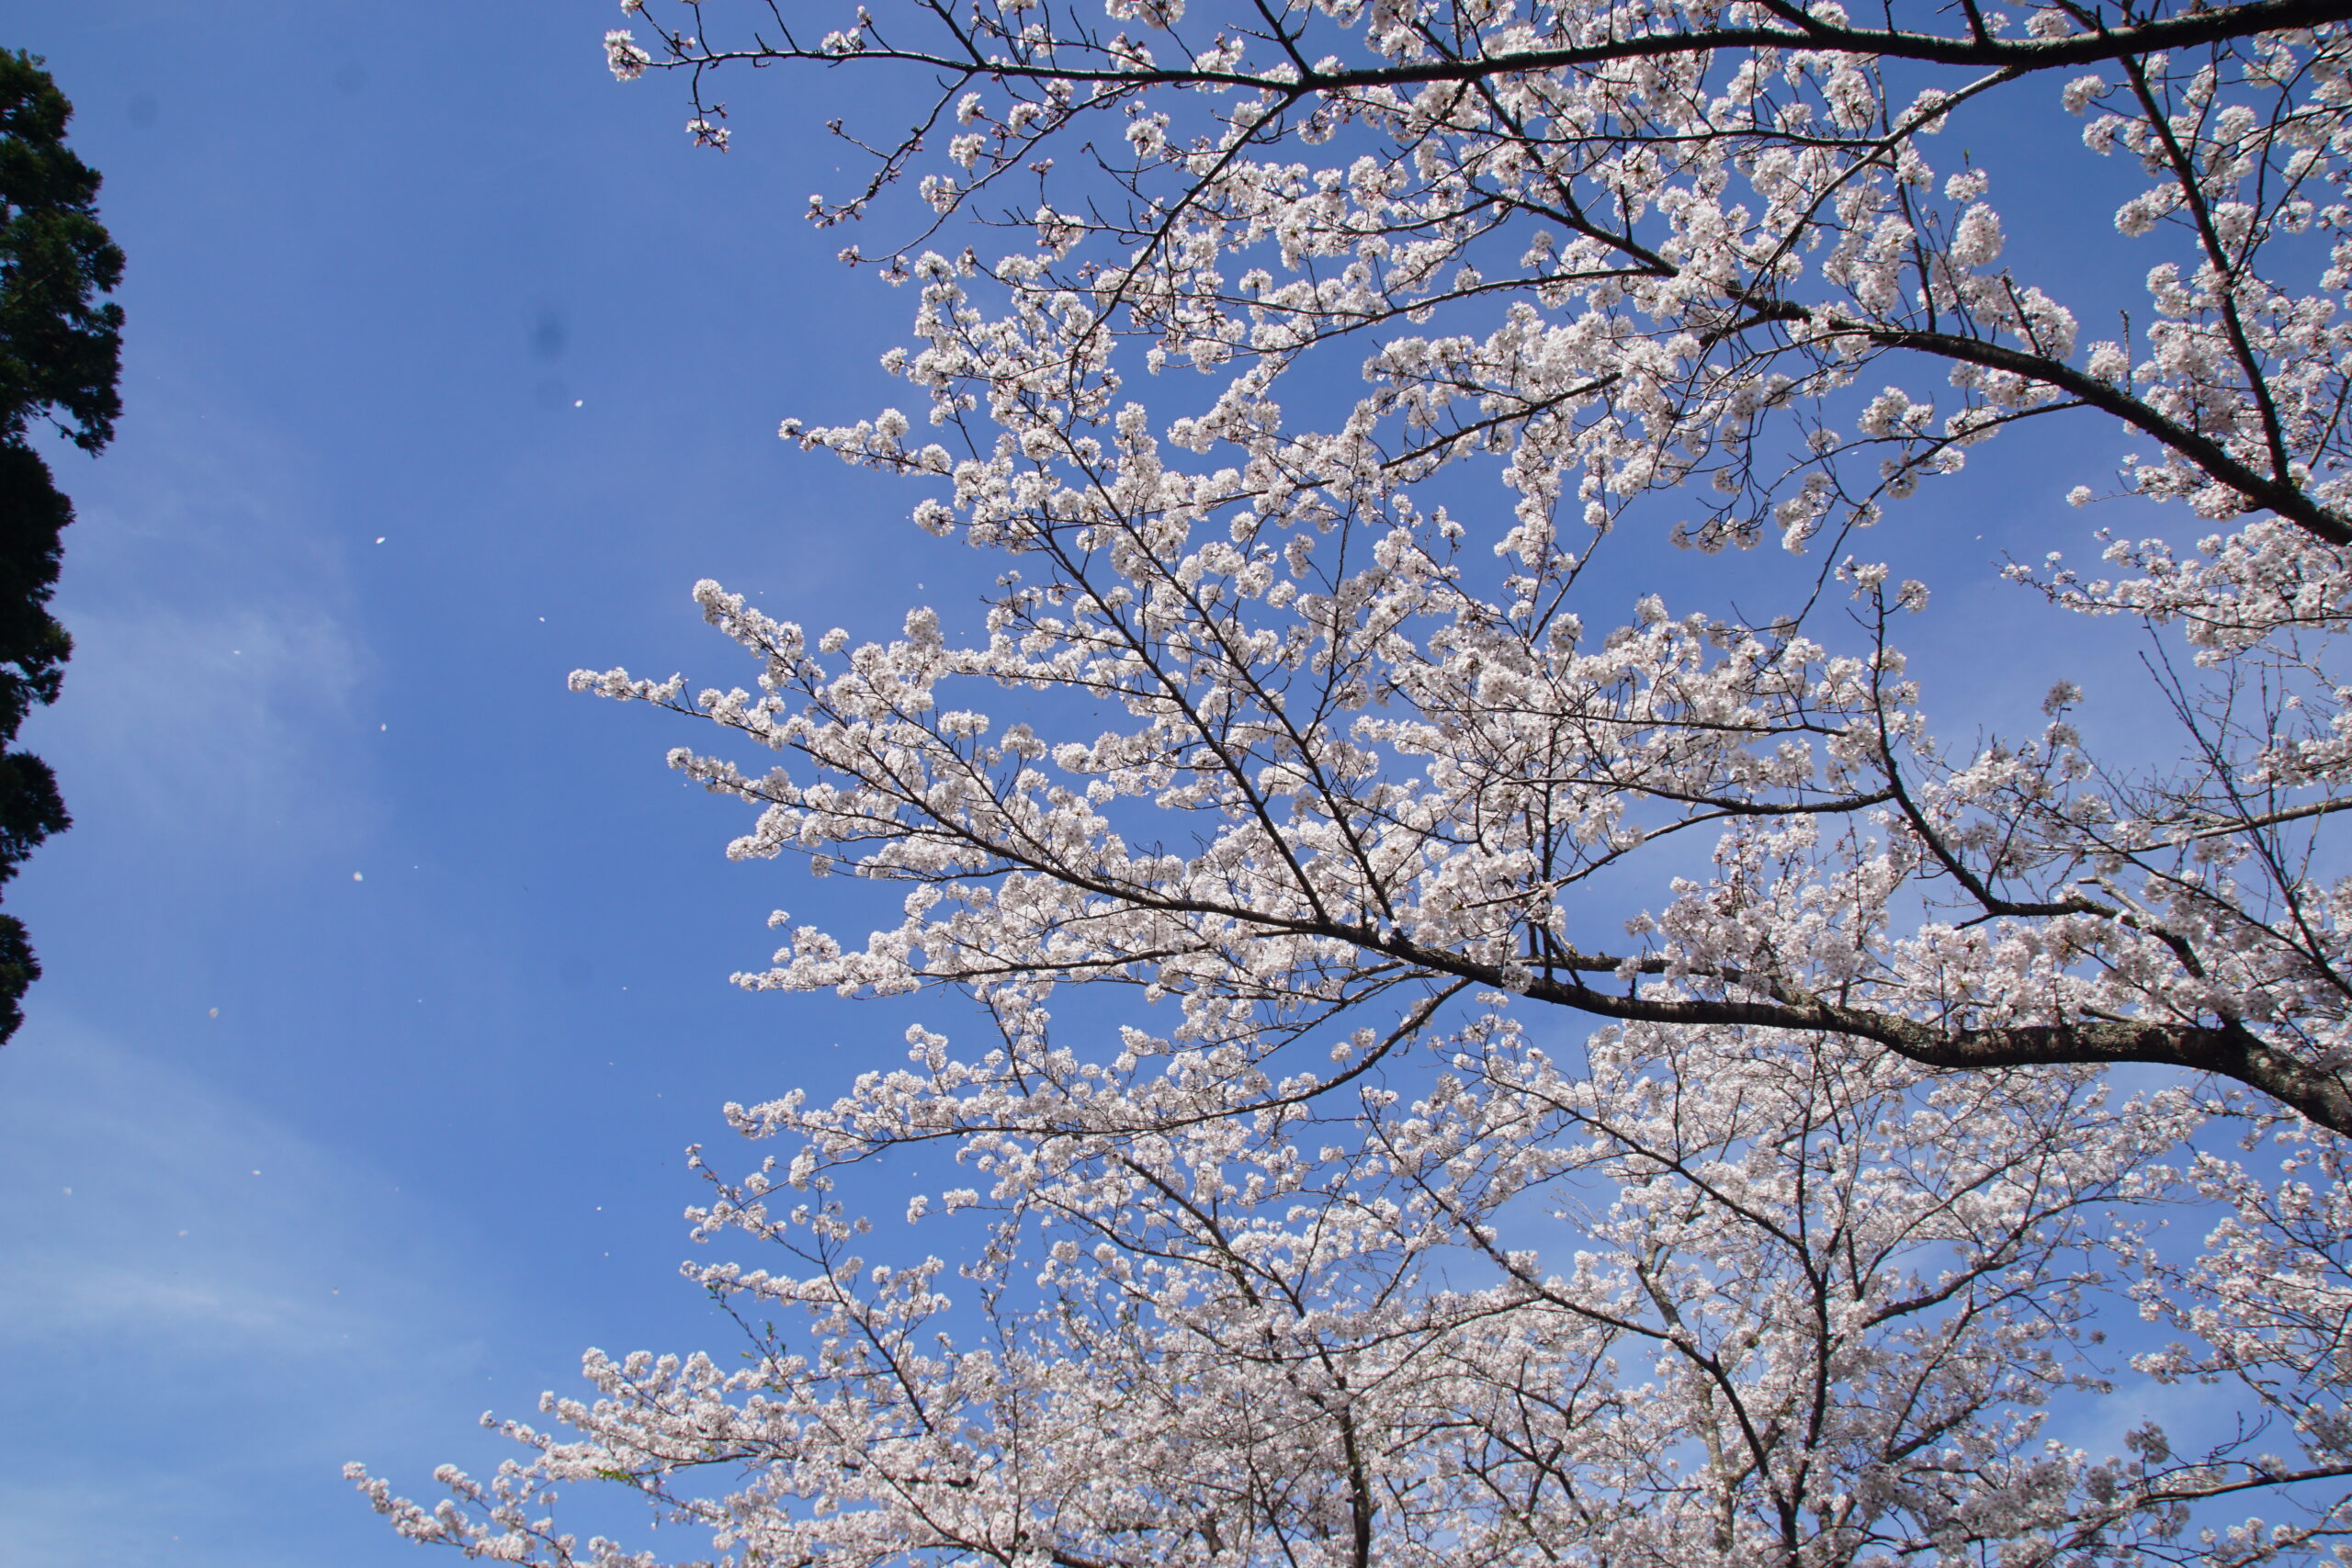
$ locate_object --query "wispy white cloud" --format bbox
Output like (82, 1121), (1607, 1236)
(28, 373), (368, 851)
(0, 1017), (492, 1564)
(0, 1014), (469, 1354)
(46, 600), (362, 842)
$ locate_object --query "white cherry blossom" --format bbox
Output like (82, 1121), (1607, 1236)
(363, 3), (2352, 1563)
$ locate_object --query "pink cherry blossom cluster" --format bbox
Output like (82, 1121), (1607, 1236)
(359, 2), (2352, 1562)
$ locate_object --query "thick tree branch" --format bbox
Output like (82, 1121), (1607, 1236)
(668, 0), (2352, 94)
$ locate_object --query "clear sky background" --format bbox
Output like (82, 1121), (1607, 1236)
(0, 5), (2166, 1565)
(0, 5), (1003, 1561)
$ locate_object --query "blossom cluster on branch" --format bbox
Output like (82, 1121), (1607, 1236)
(364, 1), (2352, 1562)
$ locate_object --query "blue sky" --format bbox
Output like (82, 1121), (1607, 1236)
(0, 6), (2189, 1565)
(0, 5), (997, 1561)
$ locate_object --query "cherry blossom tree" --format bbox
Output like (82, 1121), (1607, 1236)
(356, 1), (2352, 1562)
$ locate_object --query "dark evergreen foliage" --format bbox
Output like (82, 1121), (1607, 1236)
(0, 51), (122, 1042)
